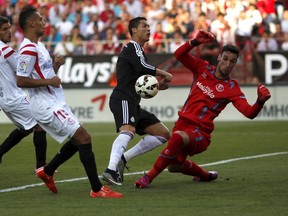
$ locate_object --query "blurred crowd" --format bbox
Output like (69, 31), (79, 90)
(1, 0), (288, 56)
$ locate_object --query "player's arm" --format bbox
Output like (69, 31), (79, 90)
(174, 29), (215, 72)
(128, 45), (172, 89)
(4, 47), (18, 72)
(16, 53), (61, 88)
(232, 84), (271, 119)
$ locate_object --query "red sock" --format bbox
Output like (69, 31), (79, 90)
(181, 160), (209, 179)
(146, 133), (183, 180)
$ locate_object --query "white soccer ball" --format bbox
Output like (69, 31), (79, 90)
(135, 75), (159, 99)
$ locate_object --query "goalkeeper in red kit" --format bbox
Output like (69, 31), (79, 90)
(134, 29), (271, 188)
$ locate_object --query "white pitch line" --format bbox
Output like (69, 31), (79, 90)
(0, 151), (287, 193)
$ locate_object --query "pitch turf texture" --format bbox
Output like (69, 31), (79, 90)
(0, 121), (287, 216)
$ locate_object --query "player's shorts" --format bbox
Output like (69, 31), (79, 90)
(109, 98), (160, 135)
(2, 98), (37, 130)
(32, 104), (81, 144)
(173, 118), (211, 164)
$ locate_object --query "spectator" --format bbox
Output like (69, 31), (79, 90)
(55, 13), (74, 36)
(257, 30), (278, 51)
(45, 25), (62, 55)
(210, 12), (234, 46)
(123, 0), (143, 18)
(53, 34), (74, 56)
(281, 10), (288, 33)
(281, 32), (288, 50)
(169, 30), (185, 53)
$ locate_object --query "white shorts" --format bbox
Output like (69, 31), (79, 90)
(34, 104), (81, 144)
(2, 98), (37, 130)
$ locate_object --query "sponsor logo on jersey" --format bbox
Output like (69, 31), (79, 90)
(216, 84), (224, 92)
(196, 81), (215, 98)
(19, 61), (27, 73)
(201, 72), (207, 79)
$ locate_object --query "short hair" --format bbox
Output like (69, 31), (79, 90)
(221, 44), (240, 58)
(128, 17), (147, 37)
(0, 16), (10, 28)
(19, 6), (37, 30)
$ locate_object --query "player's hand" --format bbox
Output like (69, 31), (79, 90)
(257, 84), (271, 103)
(54, 55), (65, 67)
(49, 76), (61, 88)
(191, 29), (215, 45)
(158, 79), (170, 90)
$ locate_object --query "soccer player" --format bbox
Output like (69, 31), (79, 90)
(0, 15), (47, 169)
(134, 29), (271, 188)
(16, 6), (122, 198)
(102, 17), (173, 185)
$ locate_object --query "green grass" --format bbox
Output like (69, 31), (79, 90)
(0, 121), (287, 216)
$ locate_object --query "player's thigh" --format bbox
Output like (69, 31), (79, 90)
(3, 101), (37, 131)
(137, 108), (170, 138)
(109, 98), (139, 132)
(38, 105), (81, 144)
(186, 130), (210, 156)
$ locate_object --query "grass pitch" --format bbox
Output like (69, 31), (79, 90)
(0, 121), (287, 216)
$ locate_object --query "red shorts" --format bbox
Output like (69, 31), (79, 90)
(173, 118), (211, 164)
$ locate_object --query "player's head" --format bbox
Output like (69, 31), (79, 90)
(128, 17), (150, 44)
(216, 44), (239, 79)
(19, 6), (45, 37)
(0, 16), (12, 43)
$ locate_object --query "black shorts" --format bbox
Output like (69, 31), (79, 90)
(109, 97), (160, 135)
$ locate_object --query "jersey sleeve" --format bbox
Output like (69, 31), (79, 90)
(230, 83), (263, 119)
(17, 44), (37, 78)
(126, 43), (156, 75)
(2, 45), (18, 72)
(174, 41), (208, 74)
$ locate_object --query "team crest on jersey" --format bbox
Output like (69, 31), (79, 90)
(19, 61), (27, 72)
(67, 117), (75, 125)
(216, 84), (224, 92)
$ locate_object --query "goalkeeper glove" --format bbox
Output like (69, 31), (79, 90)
(190, 29), (215, 46)
(257, 84), (271, 105)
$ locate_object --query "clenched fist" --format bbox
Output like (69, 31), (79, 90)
(190, 29), (215, 46)
(257, 84), (271, 104)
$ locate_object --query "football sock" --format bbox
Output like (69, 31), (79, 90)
(181, 160), (209, 179)
(78, 143), (102, 192)
(146, 133), (183, 181)
(124, 135), (167, 162)
(44, 140), (78, 176)
(107, 131), (134, 171)
(0, 129), (27, 158)
(33, 130), (47, 168)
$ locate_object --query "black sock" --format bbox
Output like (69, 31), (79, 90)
(0, 129), (27, 158)
(33, 131), (47, 168)
(44, 140), (78, 176)
(78, 143), (102, 192)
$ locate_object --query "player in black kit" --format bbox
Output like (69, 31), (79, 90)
(102, 17), (173, 185)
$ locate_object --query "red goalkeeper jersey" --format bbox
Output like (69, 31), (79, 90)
(174, 42), (263, 136)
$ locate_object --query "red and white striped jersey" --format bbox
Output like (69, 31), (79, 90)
(17, 38), (66, 120)
(0, 40), (26, 112)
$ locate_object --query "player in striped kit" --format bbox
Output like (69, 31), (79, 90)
(0, 16), (47, 169)
(16, 6), (122, 198)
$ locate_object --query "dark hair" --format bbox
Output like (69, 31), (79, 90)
(0, 16), (10, 27)
(221, 44), (240, 58)
(128, 17), (146, 36)
(19, 6), (37, 30)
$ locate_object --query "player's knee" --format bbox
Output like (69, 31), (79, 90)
(168, 164), (182, 173)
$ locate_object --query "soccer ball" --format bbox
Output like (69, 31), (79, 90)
(135, 75), (159, 99)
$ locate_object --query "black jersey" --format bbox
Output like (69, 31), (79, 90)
(110, 41), (156, 104)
